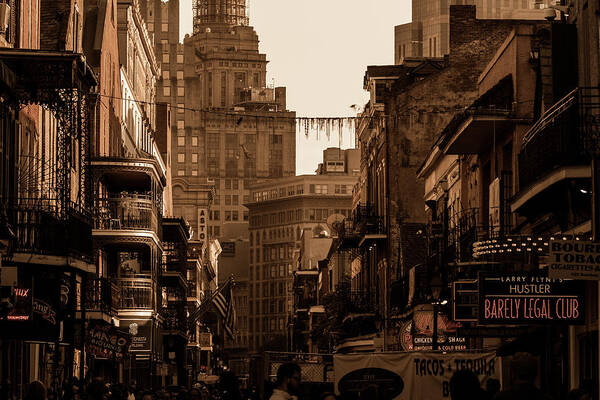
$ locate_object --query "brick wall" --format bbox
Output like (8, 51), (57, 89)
(385, 5), (530, 282)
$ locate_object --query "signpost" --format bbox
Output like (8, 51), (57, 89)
(549, 240), (600, 280)
(478, 274), (585, 325)
(452, 280), (478, 322)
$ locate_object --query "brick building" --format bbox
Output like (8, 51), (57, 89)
(394, 0), (553, 63)
(246, 149), (359, 351)
(335, 6), (542, 353)
(0, 0), (97, 392)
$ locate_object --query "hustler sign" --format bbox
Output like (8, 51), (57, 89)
(478, 274), (584, 325)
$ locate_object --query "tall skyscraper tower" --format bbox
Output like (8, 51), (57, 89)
(175, 0), (296, 246)
(178, 0), (296, 353)
(193, 0), (249, 31)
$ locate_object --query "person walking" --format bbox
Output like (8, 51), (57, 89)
(449, 369), (484, 400)
(24, 381), (47, 400)
(269, 363), (301, 400)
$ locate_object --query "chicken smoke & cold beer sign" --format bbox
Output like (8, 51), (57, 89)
(478, 274), (584, 324)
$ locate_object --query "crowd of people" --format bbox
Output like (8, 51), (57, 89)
(8, 354), (598, 400)
(16, 373), (256, 400)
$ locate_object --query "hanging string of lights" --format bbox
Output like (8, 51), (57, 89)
(94, 93), (536, 144)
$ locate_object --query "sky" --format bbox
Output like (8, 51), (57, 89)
(179, 0), (411, 174)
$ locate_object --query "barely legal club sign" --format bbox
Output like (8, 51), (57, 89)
(479, 274), (584, 324)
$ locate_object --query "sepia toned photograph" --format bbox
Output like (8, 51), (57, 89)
(0, 0), (598, 399)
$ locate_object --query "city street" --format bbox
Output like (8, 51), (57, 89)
(0, 0), (599, 399)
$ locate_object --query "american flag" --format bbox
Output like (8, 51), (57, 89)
(212, 280), (236, 339)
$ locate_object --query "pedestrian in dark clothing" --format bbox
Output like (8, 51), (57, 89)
(484, 378), (500, 400)
(218, 372), (242, 400)
(269, 363), (301, 400)
(568, 389), (591, 400)
(176, 389), (189, 400)
(449, 369), (484, 400)
(87, 380), (109, 400)
(494, 353), (552, 400)
(25, 381), (47, 400)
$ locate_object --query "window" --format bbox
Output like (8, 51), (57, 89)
(177, 137), (185, 146)
(177, 170), (185, 176)
(192, 137), (198, 146)
(192, 153), (198, 163)
(162, 53), (169, 63)
(162, 23), (168, 32)
(177, 153), (185, 163)
(214, 226), (220, 236)
(310, 184), (328, 194)
(232, 211), (239, 221)
(335, 185), (347, 194)
(192, 170), (198, 176)
(225, 195), (231, 205)
(177, 54), (184, 63)
(221, 71), (227, 107)
(162, 70), (169, 80)
(233, 195), (239, 205)
(163, 86), (170, 96)
(225, 211), (232, 221)
(213, 211), (220, 221)
(225, 180), (231, 189)
(296, 185), (304, 194)
(177, 87), (185, 97)
(244, 211), (249, 221)
(177, 121), (185, 129)
(177, 70), (183, 80)
(178, 103), (184, 113)
(233, 180), (239, 190)
(147, 23), (154, 32)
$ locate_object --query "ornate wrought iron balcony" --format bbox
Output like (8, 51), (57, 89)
(519, 88), (597, 190)
(116, 274), (154, 310)
(85, 277), (120, 315)
(2, 198), (92, 262)
(94, 193), (159, 233)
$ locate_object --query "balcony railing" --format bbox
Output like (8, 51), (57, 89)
(116, 274), (154, 310)
(442, 207), (514, 262)
(161, 303), (188, 333)
(94, 194), (159, 233)
(353, 204), (385, 236)
(85, 277), (120, 314)
(519, 88), (598, 190)
(3, 198), (92, 260)
(348, 290), (379, 314)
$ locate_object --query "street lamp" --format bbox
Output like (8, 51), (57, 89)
(430, 275), (447, 351)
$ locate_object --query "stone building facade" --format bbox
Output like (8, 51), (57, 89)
(246, 149), (359, 351)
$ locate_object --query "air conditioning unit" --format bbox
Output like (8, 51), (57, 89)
(0, 3), (10, 35)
